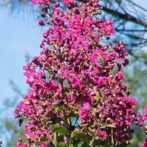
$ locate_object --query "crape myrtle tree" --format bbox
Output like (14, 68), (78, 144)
(1, 0), (147, 55)
(13, 0), (147, 146)
(0, 0), (146, 146)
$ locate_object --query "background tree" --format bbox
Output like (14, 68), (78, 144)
(0, 55), (31, 147)
(123, 51), (147, 147)
(0, 96), (25, 147)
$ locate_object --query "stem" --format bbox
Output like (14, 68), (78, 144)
(63, 110), (71, 147)
(61, 79), (71, 146)
(111, 129), (114, 145)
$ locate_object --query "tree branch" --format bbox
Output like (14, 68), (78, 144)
(127, 0), (147, 12)
(116, 29), (147, 32)
(101, 5), (147, 27)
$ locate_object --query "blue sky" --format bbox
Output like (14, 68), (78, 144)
(0, 8), (43, 106)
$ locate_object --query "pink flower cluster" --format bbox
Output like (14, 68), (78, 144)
(15, 0), (145, 146)
(32, 0), (52, 5)
(80, 103), (91, 121)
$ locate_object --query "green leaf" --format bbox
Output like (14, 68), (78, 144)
(72, 141), (89, 147)
(34, 138), (49, 145)
(88, 128), (95, 138)
(72, 140), (82, 147)
(57, 142), (68, 147)
(54, 104), (64, 113)
(119, 141), (130, 147)
(71, 132), (90, 144)
(56, 135), (64, 143)
(56, 77), (62, 83)
(74, 110), (80, 115)
(93, 140), (104, 146)
(54, 106), (59, 112)
(53, 133), (57, 147)
(34, 140), (39, 145)
(81, 142), (89, 147)
(41, 138), (48, 142)
(52, 127), (67, 136)
(101, 123), (116, 129)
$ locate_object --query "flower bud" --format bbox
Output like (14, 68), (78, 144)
(18, 137), (22, 142)
(38, 19), (45, 26)
(55, 2), (60, 7)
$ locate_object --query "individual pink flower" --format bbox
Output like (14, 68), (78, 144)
(38, 19), (45, 26)
(144, 113), (147, 121)
(125, 120), (131, 127)
(16, 145), (24, 147)
(32, 0), (41, 5)
(117, 71), (125, 80)
(98, 130), (107, 139)
(64, 137), (67, 144)
(43, 30), (49, 38)
(143, 138), (147, 147)
(137, 112), (142, 120)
